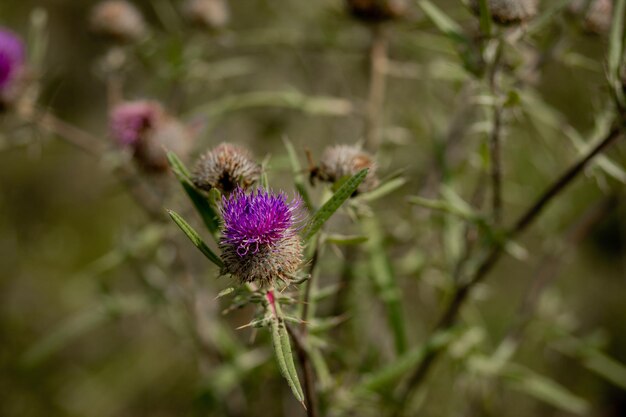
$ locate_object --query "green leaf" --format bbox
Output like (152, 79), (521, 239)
(282, 137), (314, 211)
(362, 215), (407, 355)
(416, 0), (468, 44)
(266, 294), (305, 406)
(355, 329), (458, 393)
(167, 152), (221, 240)
(168, 210), (224, 268)
(302, 169), (369, 241)
(553, 336), (626, 391)
(502, 364), (590, 415)
(357, 177), (407, 203)
(22, 295), (149, 367)
(324, 234), (368, 245)
(476, 0), (492, 38)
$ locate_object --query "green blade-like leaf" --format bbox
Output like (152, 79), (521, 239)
(357, 177), (407, 203)
(167, 151), (221, 240)
(362, 215), (407, 355)
(502, 364), (590, 415)
(266, 295), (305, 406)
(302, 169), (368, 241)
(168, 210), (224, 268)
(416, 0), (468, 44)
(283, 137), (313, 211)
(476, 0), (492, 38)
(355, 329), (458, 393)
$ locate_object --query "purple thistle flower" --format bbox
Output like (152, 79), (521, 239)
(0, 27), (25, 93)
(109, 100), (162, 146)
(220, 187), (304, 286)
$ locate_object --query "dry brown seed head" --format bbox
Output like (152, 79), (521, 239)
(90, 0), (147, 43)
(192, 143), (261, 193)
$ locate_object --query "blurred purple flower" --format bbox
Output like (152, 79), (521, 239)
(220, 187), (304, 286)
(109, 100), (162, 146)
(0, 28), (25, 92)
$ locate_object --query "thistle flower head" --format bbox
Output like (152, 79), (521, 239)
(182, 0), (230, 30)
(220, 188), (304, 286)
(0, 28), (25, 92)
(470, 0), (538, 25)
(192, 143), (261, 193)
(110, 100), (193, 172)
(90, 0), (147, 43)
(319, 144), (379, 194)
(569, 0), (613, 35)
(110, 100), (162, 146)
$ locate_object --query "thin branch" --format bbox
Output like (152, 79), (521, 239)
(488, 42), (504, 224)
(393, 124), (623, 415)
(24, 109), (167, 221)
(365, 24), (389, 150)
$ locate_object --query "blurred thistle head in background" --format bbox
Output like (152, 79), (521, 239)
(192, 143), (261, 194)
(317, 144), (378, 194)
(90, 0), (147, 43)
(110, 100), (194, 172)
(0, 27), (26, 109)
(569, 0), (613, 35)
(182, 0), (230, 30)
(345, 0), (407, 23)
(220, 188), (304, 287)
(469, 0), (539, 25)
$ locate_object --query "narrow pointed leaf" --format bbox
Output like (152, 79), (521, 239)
(269, 307), (306, 406)
(302, 169), (368, 241)
(167, 151), (221, 239)
(168, 210), (223, 268)
(283, 137), (313, 210)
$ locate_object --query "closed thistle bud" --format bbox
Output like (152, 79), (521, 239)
(90, 0), (147, 43)
(109, 100), (193, 172)
(192, 143), (261, 193)
(569, 0), (613, 35)
(182, 0), (230, 30)
(318, 144), (379, 194)
(0, 27), (27, 110)
(345, 0), (407, 23)
(220, 188), (304, 287)
(469, 0), (539, 25)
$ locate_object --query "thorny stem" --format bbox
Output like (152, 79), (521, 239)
(365, 24), (389, 150)
(394, 124), (624, 415)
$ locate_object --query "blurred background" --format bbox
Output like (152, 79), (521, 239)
(1, 0), (626, 416)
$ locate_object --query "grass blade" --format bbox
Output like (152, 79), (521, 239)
(302, 169), (368, 241)
(168, 209), (223, 268)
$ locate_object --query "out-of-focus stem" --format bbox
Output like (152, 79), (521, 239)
(365, 24), (389, 150)
(488, 42), (504, 224)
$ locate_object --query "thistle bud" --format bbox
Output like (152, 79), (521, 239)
(345, 0), (407, 23)
(220, 188), (304, 287)
(192, 143), (261, 193)
(318, 144), (379, 194)
(182, 0), (230, 30)
(109, 100), (193, 172)
(0, 27), (27, 110)
(469, 0), (539, 25)
(569, 0), (613, 35)
(90, 0), (147, 43)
